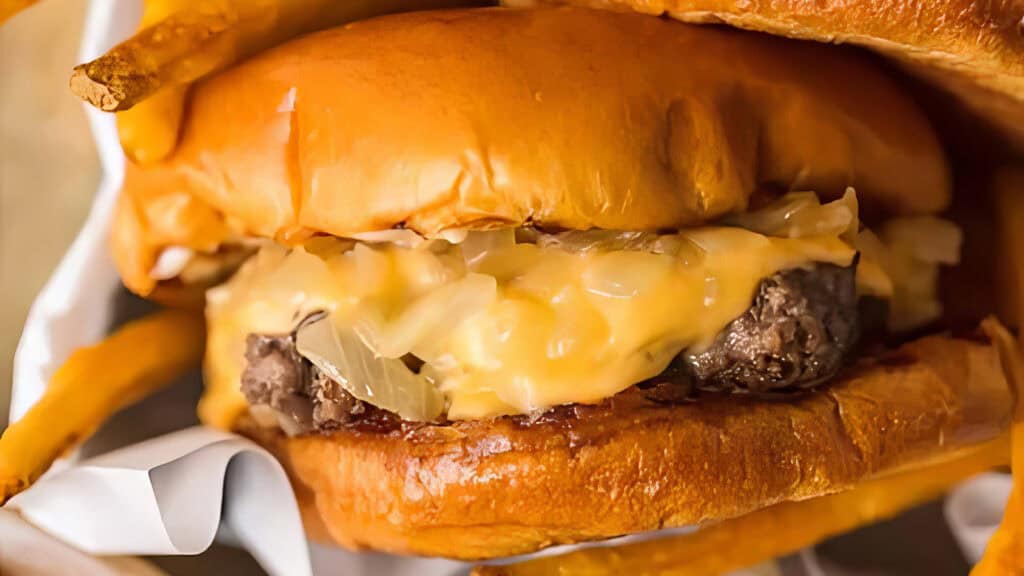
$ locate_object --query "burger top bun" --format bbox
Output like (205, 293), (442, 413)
(535, 0), (1024, 148)
(114, 7), (949, 295)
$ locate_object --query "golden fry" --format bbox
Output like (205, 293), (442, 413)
(0, 0), (39, 24)
(69, 7), (234, 112)
(972, 425), (1024, 574)
(116, 85), (188, 164)
(69, 0), (232, 161)
(473, 438), (1010, 576)
(0, 310), (205, 504)
(970, 315), (1024, 567)
(970, 171), (1024, 575)
(70, 0), (484, 162)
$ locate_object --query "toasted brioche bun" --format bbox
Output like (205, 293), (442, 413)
(529, 0), (1024, 149)
(113, 7), (950, 295)
(237, 333), (1012, 559)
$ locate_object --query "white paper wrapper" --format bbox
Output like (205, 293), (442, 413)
(6, 428), (311, 575)
(3, 0), (1010, 573)
(0, 508), (169, 576)
(945, 473), (1014, 564)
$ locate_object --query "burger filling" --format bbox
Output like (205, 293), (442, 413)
(200, 191), (962, 432)
(238, 262), (865, 434)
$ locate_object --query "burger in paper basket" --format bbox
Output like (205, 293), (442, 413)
(2, 0), (1024, 574)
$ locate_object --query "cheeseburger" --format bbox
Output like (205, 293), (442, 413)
(100, 3), (1021, 562)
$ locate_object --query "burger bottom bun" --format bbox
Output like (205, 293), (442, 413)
(237, 333), (1012, 559)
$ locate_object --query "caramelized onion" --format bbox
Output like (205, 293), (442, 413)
(346, 229), (428, 248)
(353, 273), (498, 361)
(537, 230), (668, 253)
(461, 229), (516, 266)
(880, 217), (962, 265)
(295, 315), (445, 422)
(857, 218), (963, 331)
(728, 189), (859, 240)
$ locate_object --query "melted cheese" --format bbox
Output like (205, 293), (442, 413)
(201, 227), (863, 425)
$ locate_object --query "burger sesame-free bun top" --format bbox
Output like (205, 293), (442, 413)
(113, 7), (949, 295)
(537, 0), (1024, 149)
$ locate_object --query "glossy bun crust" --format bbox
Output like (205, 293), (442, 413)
(532, 0), (1024, 148)
(114, 7), (950, 295)
(238, 333), (1011, 559)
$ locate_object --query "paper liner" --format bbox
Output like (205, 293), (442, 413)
(7, 427), (311, 575)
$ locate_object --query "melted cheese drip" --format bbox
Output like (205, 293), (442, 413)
(201, 227), (864, 425)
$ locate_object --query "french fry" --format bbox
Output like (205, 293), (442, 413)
(69, 6), (234, 112)
(116, 85), (188, 164)
(971, 172), (1024, 575)
(0, 0), (38, 24)
(971, 321), (1024, 575)
(0, 310), (205, 504)
(70, 0), (485, 162)
(473, 437), (1010, 576)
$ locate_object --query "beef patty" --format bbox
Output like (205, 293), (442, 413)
(683, 261), (859, 393)
(241, 262), (862, 433)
